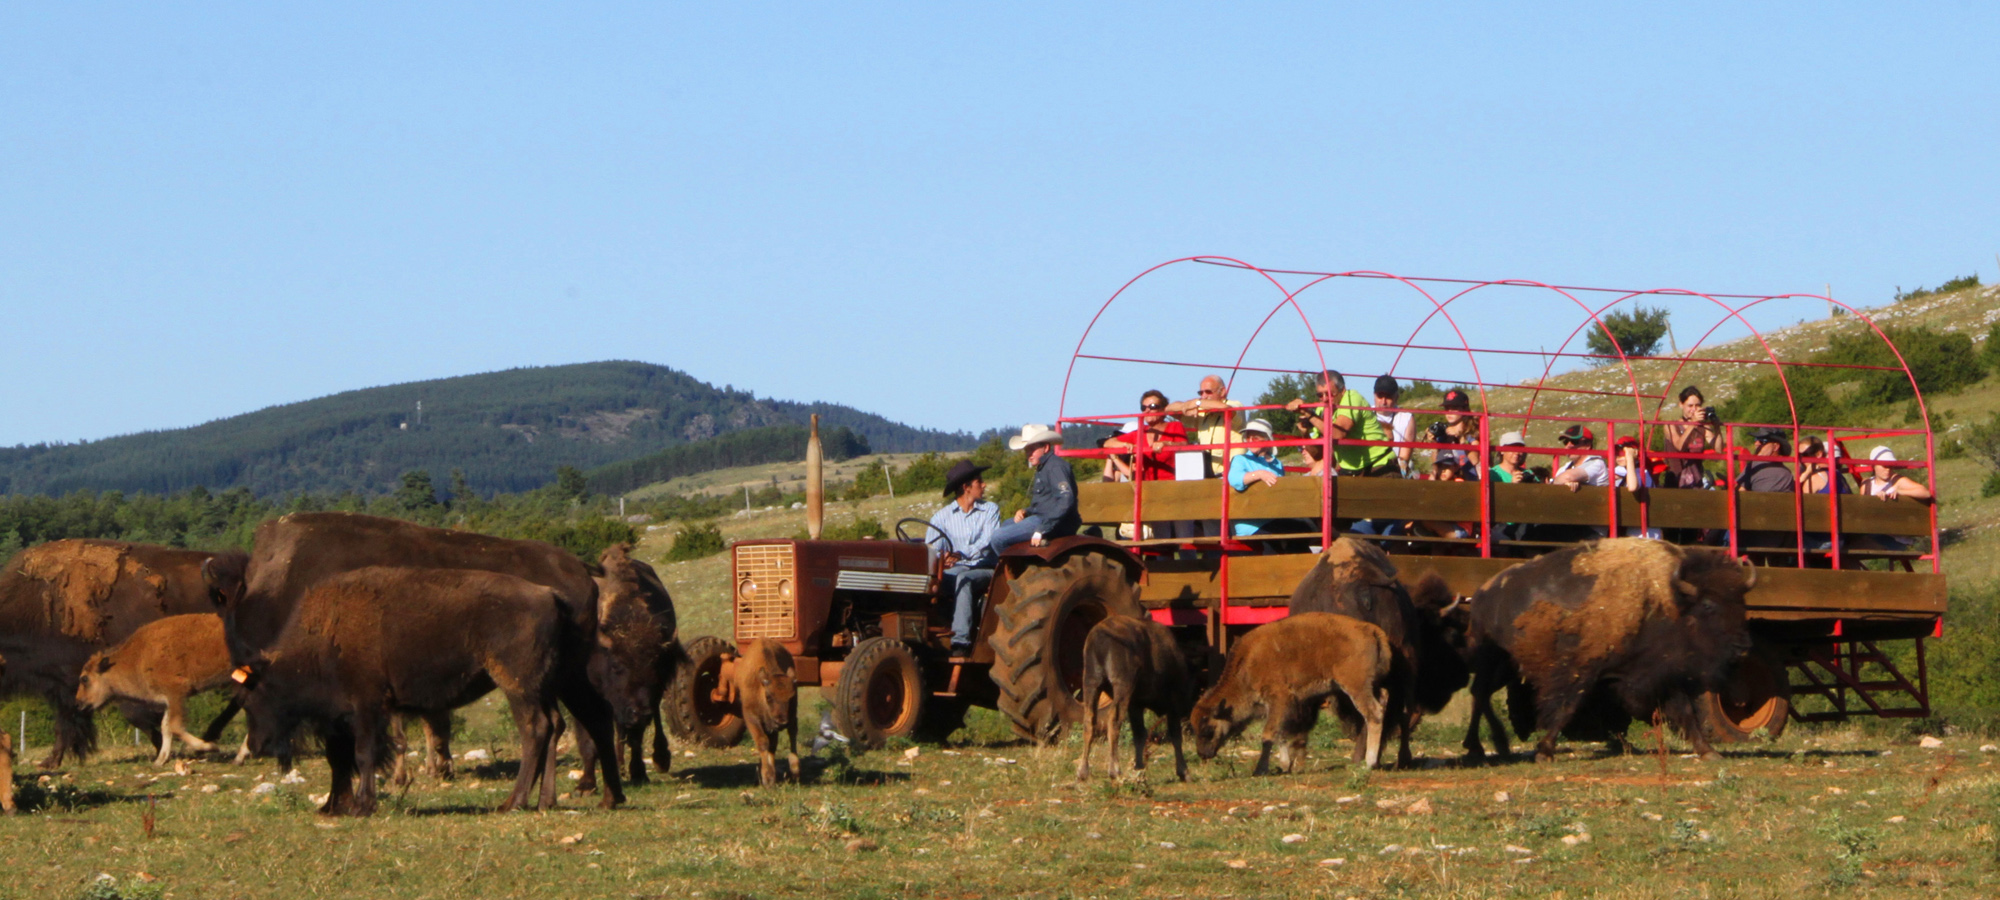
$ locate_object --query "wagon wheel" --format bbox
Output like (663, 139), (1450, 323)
(664, 635), (745, 748)
(831, 636), (926, 750)
(1703, 650), (1791, 743)
(985, 551), (1143, 745)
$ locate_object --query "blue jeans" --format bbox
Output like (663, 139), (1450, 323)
(941, 565), (994, 647)
(991, 515), (1050, 553)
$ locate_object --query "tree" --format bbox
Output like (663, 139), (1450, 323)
(1585, 305), (1671, 362)
(394, 470), (439, 513)
(554, 466), (589, 502)
(1960, 412), (2000, 498)
(1255, 373), (1320, 436)
(448, 469), (475, 510)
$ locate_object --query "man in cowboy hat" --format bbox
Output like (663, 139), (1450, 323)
(930, 460), (1000, 656)
(991, 423), (1080, 552)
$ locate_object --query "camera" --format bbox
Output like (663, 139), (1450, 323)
(1702, 407), (1719, 423)
(1426, 421), (1448, 442)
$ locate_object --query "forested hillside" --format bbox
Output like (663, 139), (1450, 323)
(0, 361), (975, 497)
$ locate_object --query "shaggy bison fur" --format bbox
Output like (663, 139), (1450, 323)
(575, 544), (683, 793)
(1287, 538), (1467, 767)
(0, 540), (221, 767)
(1193, 613), (1396, 772)
(75, 614), (243, 766)
(205, 512), (627, 807)
(1461, 538), (1755, 763)
(240, 566), (567, 817)
(732, 638), (799, 787)
(1075, 615), (1196, 783)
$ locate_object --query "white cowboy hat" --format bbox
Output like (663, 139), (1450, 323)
(1007, 423), (1064, 451)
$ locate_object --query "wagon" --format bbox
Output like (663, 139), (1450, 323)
(671, 258), (1946, 749)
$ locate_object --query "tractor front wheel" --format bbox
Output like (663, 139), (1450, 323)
(986, 551), (1143, 745)
(831, 637), (925, 750)
(1703, 649), (1791, 742)
(665, 635), (746, 748)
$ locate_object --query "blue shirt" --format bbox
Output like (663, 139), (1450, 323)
(929, 499), (1000, 567)
(1226, 451), (1284, 536)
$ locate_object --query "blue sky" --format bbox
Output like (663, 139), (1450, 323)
(3, 3), (1996, 446)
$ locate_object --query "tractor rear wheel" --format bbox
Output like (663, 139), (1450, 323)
(665, 635), (745, 748)
(831, 637), (926, 750)
(1703, 649), (1791, 742)
(986, 551), (1142, 745)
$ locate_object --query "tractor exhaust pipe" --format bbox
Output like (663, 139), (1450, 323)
(806, 414), (824, 539)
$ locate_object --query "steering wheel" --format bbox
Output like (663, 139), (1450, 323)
(894, 517), (954, 558)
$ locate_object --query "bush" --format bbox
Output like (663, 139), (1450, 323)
(798, 517), (887, 541)
(1719, 324), (1984, 429)
(1983, 471), (2000, 499)
(1585, 305), (1671, 361)
(1895, 274), (1982, 303)
(665, 521), (726, 561)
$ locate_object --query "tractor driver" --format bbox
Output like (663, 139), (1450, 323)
(930, 460), (1001, 657)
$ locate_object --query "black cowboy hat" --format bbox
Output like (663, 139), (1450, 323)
(942, 460), (990, 498)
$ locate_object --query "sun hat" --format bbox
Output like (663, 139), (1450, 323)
(1006, 423), (1063, 451)
(1242, 419), (1274, 438)
(1869, 446), (1896, 462)
(941, 460), (990, 498)
(1749, 427), (1790, 447)
(1497, 431), (1526, 447)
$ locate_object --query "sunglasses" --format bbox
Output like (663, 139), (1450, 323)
(1198, 389), (1216, 396)
(1141, 403), (1164, 411)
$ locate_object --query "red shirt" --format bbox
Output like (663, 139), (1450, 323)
(1106, 422), (1189, 482)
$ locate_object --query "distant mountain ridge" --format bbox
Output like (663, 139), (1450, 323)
(0, 361), (975, 497)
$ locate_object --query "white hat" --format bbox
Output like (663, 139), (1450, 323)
(1007, 423), (1064, 451)
(1242, 418), (1274, 437)
(1498, 431), (1526, 447)
(1869, 445), (1896, 462)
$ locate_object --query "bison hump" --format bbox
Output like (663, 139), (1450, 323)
(13, 541), (171, 644)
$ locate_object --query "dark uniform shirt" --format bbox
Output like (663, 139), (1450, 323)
(1026, 452), (1080, 538)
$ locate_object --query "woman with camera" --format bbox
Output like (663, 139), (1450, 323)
(1662, 385), (1723, 489)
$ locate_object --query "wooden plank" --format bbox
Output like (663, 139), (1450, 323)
(1739, 567), (1947, 615)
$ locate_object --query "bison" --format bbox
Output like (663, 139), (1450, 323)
(1075, 615), (1195, 783)
(204, 512), (628, 807)
(732, 638), (799, 787)
(1287, 538), (1467, 768)
(0, 540), (221, 767)
(1460, 538), (1755, 763)
(239, 566), (567, 816)
(74, 614), (244, 766)
(574, 544), (682, 793)
(1193, 613), (1396, 772)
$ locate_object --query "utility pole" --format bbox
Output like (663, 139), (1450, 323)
(883, 461), (895, 500)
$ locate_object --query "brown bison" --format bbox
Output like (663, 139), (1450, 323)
(1287, 538), (1467, 768)
(732, 638), (799, 787)
(204, 512), (628, 807)
(75, 614), (243, 766)
(1461, 538), (1755, 763)
(574, 544), (681, 793)
(1193, 613), (1395, 772)
(238, 566), (567, 816)
(0, 539), (221, 767)
(1075, 616), (1195, 783)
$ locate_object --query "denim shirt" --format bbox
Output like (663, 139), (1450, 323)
(929, 499), (1000, 567)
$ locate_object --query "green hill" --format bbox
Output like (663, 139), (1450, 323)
(0, 361), (976, 497)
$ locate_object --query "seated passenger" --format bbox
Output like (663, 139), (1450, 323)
(1861, 447), (1934, 504)
(1227, 419), (1309, 550)
(1736, 428), (1799, 560)
(1425, 388), (1479, 479)
(1104, 391), (1198, 547)
(1415, 459), (1478, 544)
(929, 461), (1000, 657)
(992, 424), (1079, 551)
(1287, 370), (1396, 477)
(1164, 373), (1243, 478)
(1662, 385), (1722, 489)
(1373, 375), (1416, 478)
(1797, 435), (1851, 496)
(1550, 425), (1610, 490)
(1489, 431), (1539, 483)
(1612, 436), (1661, 539)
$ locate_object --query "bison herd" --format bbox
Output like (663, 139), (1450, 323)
(0, 514), (1762, 819)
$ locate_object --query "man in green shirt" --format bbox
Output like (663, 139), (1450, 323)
(1287, 370), (1396, 476)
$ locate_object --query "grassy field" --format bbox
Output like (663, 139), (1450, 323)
(5, 708), (1999, 899)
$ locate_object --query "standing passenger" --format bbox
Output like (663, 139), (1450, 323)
(1662, 386), (1723, 489)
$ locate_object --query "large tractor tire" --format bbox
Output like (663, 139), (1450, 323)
(987, 551), (1143, 744)
(665, 635), (746, 748)
(1703, 649), (1791, 743)
(831, 637), (926, 750)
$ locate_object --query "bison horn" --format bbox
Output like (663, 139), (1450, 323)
(1441, 596), (1464, 616)
(1737, 555), (1758, 590)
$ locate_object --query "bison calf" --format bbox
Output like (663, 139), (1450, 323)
(732, 639), (799, 787)
(1193, 613), (1395, 772)
(240, 566), (566, 817)
(75, 614), (243, 766)
(1075, 616), (1195, 783)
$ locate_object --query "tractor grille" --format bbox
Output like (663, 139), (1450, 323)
(734, 543), (796, 641)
